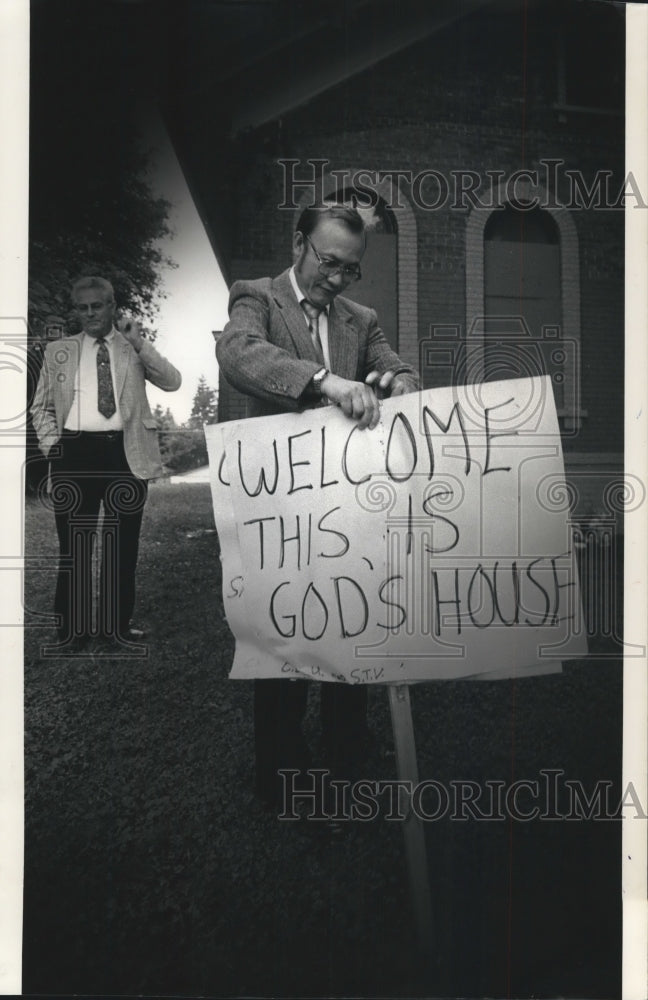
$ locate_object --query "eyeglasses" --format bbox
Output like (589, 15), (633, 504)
(305, 234), (362, 282)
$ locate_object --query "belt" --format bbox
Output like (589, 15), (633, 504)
(62, 429), (124, 440)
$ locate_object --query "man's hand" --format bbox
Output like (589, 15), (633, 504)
(365, 370), (412, 398)
(117, 316), (144, 353)
(320, 372), (381, 430)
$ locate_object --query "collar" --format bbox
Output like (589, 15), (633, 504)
(289, 267), (330, 315)
(83, 326), (117, 346)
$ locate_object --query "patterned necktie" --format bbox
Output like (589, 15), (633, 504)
(301, 301), (325, 364)
(96, 337), (116, 418)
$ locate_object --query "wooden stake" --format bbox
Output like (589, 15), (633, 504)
(388, 684), (435, 963)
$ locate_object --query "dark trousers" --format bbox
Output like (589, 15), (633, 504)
(254, 677), (368, 801)
(50, 430), (148, 641)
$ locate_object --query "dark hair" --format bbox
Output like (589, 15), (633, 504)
(295, 204), (365, 239)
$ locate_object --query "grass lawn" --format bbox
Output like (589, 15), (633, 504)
(23, 481), (623, 998)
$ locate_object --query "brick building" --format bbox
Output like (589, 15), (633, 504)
(165, 0), (626, 525)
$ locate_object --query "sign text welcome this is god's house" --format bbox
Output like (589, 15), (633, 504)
(207, 376), (587, 683)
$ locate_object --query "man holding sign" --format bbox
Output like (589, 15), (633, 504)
(216, 205), (420, 807)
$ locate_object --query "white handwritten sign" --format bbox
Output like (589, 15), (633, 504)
(206, 376), (587, 682)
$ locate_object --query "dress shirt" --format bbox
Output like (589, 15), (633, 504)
(64, 328), (124, 431)
(289, 267), (332, 370)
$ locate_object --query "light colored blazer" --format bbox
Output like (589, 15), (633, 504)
(216, 268), (420, 419)
(31, 330), (182, 480)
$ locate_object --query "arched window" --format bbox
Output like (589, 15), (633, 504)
(466, 187), (583, 432)
(483, 204), (564, 410)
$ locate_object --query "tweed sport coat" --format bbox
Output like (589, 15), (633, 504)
(31, 330), (181, 480)
(216, 268), (420, 419)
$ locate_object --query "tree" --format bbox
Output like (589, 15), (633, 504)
(152, 401), (212, 475)
(28, 1), (176, 340)
(160, 429), (208, 475)
(188, 376), (219, 428)
(152, 405), (177, 432)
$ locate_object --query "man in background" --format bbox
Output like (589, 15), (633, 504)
(31, 275), (181, 650)
(216, 205), (420, 807)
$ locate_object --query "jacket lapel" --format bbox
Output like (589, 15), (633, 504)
(112, 329), (132, 400)
(271, 270), (325, 364)
(56, 334), (83, 426)
(328, 298), (359, 379)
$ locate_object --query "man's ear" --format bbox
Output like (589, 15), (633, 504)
(292, 230), (305, 263)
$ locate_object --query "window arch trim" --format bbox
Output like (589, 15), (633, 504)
(465, 181), (583, 429)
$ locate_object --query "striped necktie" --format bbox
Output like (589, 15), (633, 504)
(301, 301), (324, 364)
(96, 337), (116, 418)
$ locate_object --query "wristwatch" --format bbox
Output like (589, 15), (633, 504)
(311, 367), (329, 397)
